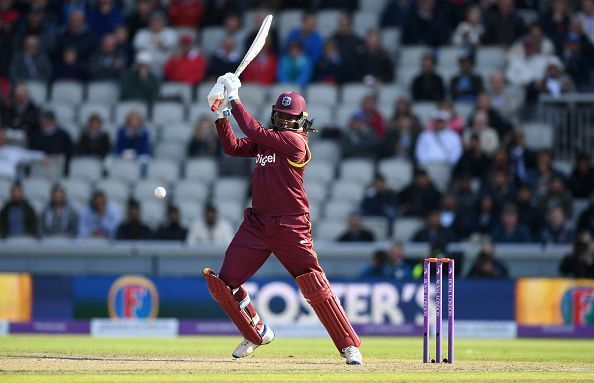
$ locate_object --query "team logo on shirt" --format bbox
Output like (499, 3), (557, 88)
(255, 153), (276, 167)
(281, 96), (292, 106)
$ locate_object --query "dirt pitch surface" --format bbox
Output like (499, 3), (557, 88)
(1, 335), (593, 382)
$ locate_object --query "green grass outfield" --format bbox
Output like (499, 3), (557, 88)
(1, 335), (594, 382)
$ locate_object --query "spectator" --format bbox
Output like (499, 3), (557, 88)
(354, 29), (394, 84)
(29, 110), (73, 174)
(541, 206), (575, 244)
(508, 129), (536, 183)
(76, 114), (111, 159)
(87, 0), (124, 40)
(40, 184), (78, 237)
(221, 14), (244, 50)
(509, 23), (555, 59)
(491, 203), (532, 243)
(54, 10), (96, 64)
(537, 175), (573, 218)
(469, 194), (498, 239)
(9, 34), (52, 82)
(412, 209), (457, 244)
(331, 13), (364, 82)
(415, 110), (462, 166)
(562, 32), (594, 90)
(186, 203), (234, 244)
(380, 0), (408, 28)
(399, 170), (442, 217)
(113, 25), (132, 65)
(577, 0), (594, 45)
(541, 0), (571, 55)
(506, 36), (550, 87)
(0, 128), (45, 179)
(114, 110), (151, 161)
(526, 149), (565, 195)
(482, 0), (525, 46)
(277, 39), (312, 86)
(201, 0), (245, 27)
(488, 71), (523, 120)
(163, 34), (207, 85)
(1, 84), (41, 136)
(468, 93), (513, 140)
(337, 212), (375, 242)
(355, 95), (385, 136)
(527, 56), (575, 105)
(452, 5), (484, 48)
(454, 134), (491, 179)
(449, 53), (484, 103)
(568, 153), (594, 199)
(387, 97), (423, 133)
(206, 35), (241, 81)
(559, 231), (594, 278)
(379, 114), (418, 159)
(116, 199), (152, 240)
(467, 243), (509, 278)
(53, 46), (85, 81)
(463, 111), (499, 156)
(385, 242), (413, 279)
(121, 50), (160, 104)
(14, 3), (57, 54)
(340, 110), (379, 158)
(577, 193), (594, 234)
(439, 193), (463, 238)
(126, 0), (154, 39)
(285, 11), (323, 64)
(360, 249), (390, 278)
(451, 175), (479, 213)
(515, 183), (544, 238)
(242, 38), (277, 85)
(133, 11), (177, 73)
(88, 33), (127, 80)
(401, 0), (450, 47)
(411, 53), (445, 101)
(480, 168), (514, 209)
(244, 11), (279, 56)
(0, 183), (37, 238)
(78, 190), (121, 239)
(167, 0), (204, 28)
(361, 174), (399, 221)
(426, 100), (465, 135)
(313, 39), (347, 84)
(155, 205), (187, 241)
(187, 115), (220, 157)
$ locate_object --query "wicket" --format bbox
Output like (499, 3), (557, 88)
(423, 257), (455, 364)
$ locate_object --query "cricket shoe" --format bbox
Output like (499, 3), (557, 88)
(341, 346), (363, 365)
(232, 325), (275, 359)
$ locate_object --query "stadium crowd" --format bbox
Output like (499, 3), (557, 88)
(1, 0), (594, 278)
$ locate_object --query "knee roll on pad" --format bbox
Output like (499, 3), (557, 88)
(203, 268), (263, 345)
(296, 271), (361, 350)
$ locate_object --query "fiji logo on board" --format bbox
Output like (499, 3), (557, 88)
(108, 275), (159, 319)
(561, 286), (594, 325)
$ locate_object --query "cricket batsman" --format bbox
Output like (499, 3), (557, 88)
(203, 73), (362, 365)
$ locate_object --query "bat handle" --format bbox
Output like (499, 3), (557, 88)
(210, 99), (222, 112)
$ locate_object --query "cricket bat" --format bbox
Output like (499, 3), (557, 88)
(210, 14), (273, 111)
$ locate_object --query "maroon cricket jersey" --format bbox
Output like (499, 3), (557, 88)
(215, 102), (311, 216)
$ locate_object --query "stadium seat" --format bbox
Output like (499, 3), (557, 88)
(360, 0), (388, 12)
(141, 200), (166, 228)
(307, 83), (338, 108)
(341, 158), (375, 185)
(51, 80), (84, 104)
(200, 26), (226, 54)
(438, 46), (465, 69)
(310, 141), (341, 163)
(306, 107), (335, 129)
(60, 178), (92, 206)
(87, 82), (120, 103)
(155, 141), (187, 162)
(412, 102), (438, 126)
(324, 200), (354, 220)
(314, 219), (345, 241)
(215, 200), (244, 223)
(476, 47), (506, 69)
(107, 158), (141, 182)
(361, 216), (389, 240)
(188, 106), (213, 125)
(70, 158), (102, 181)
(353, 11), (378, 36)
(335, 104), (357, 129)
(522, 122), (554, 150)
(396, 66), (419, 89)
(29, 156), (65, 180)
(78, 102), (112, 125)
(267, 83), (302, 104)
(185, 158), (218, 182)
(308, 202), (321, 222)
(45, 102), (76, 123)
(572, 199), (589, 222)
(454, 102), (474, 122)
(174, 180), (210, 203)
(393, 217), (424, 241)
(159, 82), (192, 104)
(399, 46), (430, 67)
(0, 178), (11, 200)
(176, 199), (203, 226)
(378, 158), (413, 191)
(24, 81), (47, 104)
(330, 180), (365, 203)
(241, 84), (267, 107)
(21, 177), (51, 202)
(381, 28), (401, 58)
(147, 159), (179, 183)
(422, 163), (452, 192)
(160, 122), (193, 143)
(303, 180), (327, 204)
(213, 177), (248, 200)
(378, 85), (406, 106)
(305, 162), (335, 185)
(132, 179), (170, 200)
(278, 9), (303, 42)
(97, 178), (130, 203)
(317, 10), (341, 38)
(114, 101), (148, 124)
(152, 102), (185, 125)
(341, 83), (374, 105)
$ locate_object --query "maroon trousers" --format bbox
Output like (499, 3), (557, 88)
(219, 208), (323, 288)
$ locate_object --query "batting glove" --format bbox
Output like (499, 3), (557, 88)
(217, 72), (241, 101)
(207, 83), (230, 119)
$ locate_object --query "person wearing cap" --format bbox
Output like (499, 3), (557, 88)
(415, 110), (462, 166)
(121, 50), (159, 103)
(133, 10), (177, 73)
(163, 34), (207, 85)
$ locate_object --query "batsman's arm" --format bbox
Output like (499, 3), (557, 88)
(230, 101), (305, 162)
(215, 117), (258, 157)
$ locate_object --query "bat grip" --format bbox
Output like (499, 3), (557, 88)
(210, 99), (222, 112)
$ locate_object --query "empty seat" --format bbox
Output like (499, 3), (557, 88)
(0, 178), (11, 200)
(412, 102), (438, 126)
(176, 198), (203, 225)
(240, 84), (267, 106)
(114, 101), (148, 124)
(360, 0), (388, 12)
(60, 178), (92, 205)
(341, 158), (375, 185)
(303, 180), (327, 204)
(342, 83), (374, 105)
(141, 200), (166, 227)
(159, 82), (192, 104)
(381, 28), (401, 58)
(310, 141), (340, 163)
(378, 159), (413, 191)
(330, 180), (365, 203)
(70, 158), (103, 181)
(361, 216), (389, 240)
(306, 107), (334, 129)
(399, 46), (430, 67)
(155, 141), (187, 162)
(29, 157), (65, 180)
(45, 102), (76, 123)
(175, 180), (210, 202)
(21, 177), (51, 201)
(267, 83), (302, 104)
(422, 163), (452, 192)
(314, 219), (345, 241)
(78, 102), (112, 125)
(317, 10), (342, 38)
(215, 200), (244, 223)
(107, 158), (141, 182)
(393, 217), (424, 241)
(353, 11), (378, 36)
(152, 102), (185, 124)
(213, 177), (248, 200)
(454, 102), (474, 122)
(188, 106), (214, 124)
(324, 200), (354, 220)
(87, 82), (120, 103)
(476, 47), (506, 69)
(96, 179), (130, 203)
(305, 162), (334, 184)
(378, 85), (405, 106)
(185, 158), (218, 182)
(147, 159), (179, 182)
(307, 83), (338, 107)
(160, 122), (193, 142)
(24, 81), (47, 104)
(278, 10), (303, 42)
(51, 80), (84, 104)
(335, 104), (357, 130)
(200, 26), (226, 54)
(438, 46), (465, 68)
(396, 66), (419, 89)
(522, 122), (554, 150)
(132, 179), (168, 200)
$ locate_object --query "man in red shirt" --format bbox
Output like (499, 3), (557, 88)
(204, 73), (362, 365)
(163, 34), (206, 84)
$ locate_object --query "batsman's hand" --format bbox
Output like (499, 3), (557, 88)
(207, 83), (230, 119)
(217, 72), (241, 101)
